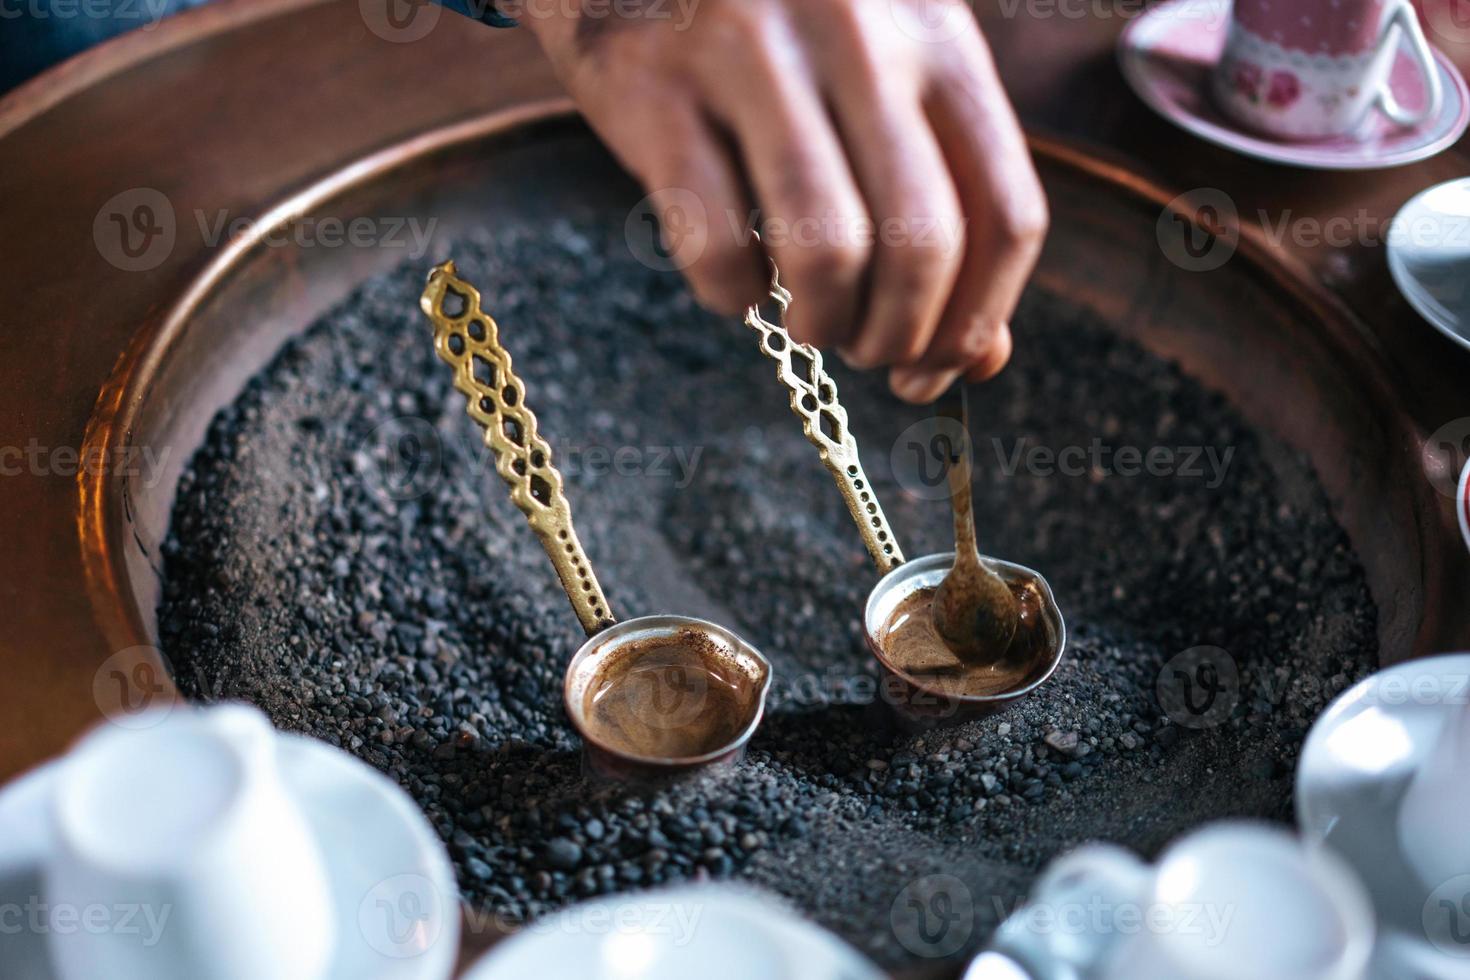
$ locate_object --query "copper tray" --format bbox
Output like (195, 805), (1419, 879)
(1, 1), (1467, 974)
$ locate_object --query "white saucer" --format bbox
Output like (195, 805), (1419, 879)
(1388, 178), (1470, 352)
(463, 885), (885, 980)
(1120, 0), (1470, 170)
(0, 734), (460, 980)
(1296, 653), (1470, 936)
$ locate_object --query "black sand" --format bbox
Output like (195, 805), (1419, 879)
(158, 213), (1377, 969)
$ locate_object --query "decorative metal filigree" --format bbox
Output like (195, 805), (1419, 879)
(420, 260), (614, 635)
(744, 263), (904, 573)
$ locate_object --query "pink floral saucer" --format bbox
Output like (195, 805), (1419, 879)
(1119, 0), (1470, 169)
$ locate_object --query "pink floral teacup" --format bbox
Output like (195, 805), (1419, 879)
(1213, 0), (1444, 140)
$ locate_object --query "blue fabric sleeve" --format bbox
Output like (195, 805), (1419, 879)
(431, 0), (517, 28)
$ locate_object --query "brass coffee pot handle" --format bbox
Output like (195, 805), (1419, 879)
(744, 262), (904, 574)
(420, 260), (615, 636)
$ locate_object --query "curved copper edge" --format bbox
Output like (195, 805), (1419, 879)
(75, 98), (578, 703)
(75, 111), (1449, 727)
(1030, 131), (1446, 661)
(0, 0), (330, 140)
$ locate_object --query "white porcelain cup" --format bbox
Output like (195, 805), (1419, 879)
(1003, 824), (1374, 980)
(1212, 0), (1444, 140)
(44, 704), (335, 980)
(1397, 699), (1470, 891)
(463, 885), (884, 980)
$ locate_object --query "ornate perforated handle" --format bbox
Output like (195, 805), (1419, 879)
(421, 260), (615, 636)
(744, 264), (904, 574)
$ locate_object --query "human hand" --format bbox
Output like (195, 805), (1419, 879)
(519, 0), (1047, 403)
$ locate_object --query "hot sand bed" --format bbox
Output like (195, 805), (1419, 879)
(158, 213), (1376, 968)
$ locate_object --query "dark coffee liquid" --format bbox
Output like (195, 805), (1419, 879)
(883, 580), (1051, 697)
(583, 632), (755, 760)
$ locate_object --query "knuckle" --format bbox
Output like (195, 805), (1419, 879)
(885, 226), (960, 293)
(958, 320), (1004, 361)
(702, 1), (767, 44)
(894, 327), (933, 365)
(785, 239), (870, 287)
(930, 317), (1002, 367)
(696, 245), (764, 307)
(993, 187), (1050, 252)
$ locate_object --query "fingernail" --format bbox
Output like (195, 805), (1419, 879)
(836, 346), (877, 371)
(890, 367), (961, 404)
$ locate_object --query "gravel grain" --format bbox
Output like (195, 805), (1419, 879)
(159, 214), (1377, 968)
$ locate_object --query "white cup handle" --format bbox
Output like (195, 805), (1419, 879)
(1377, 0), (1444, 128)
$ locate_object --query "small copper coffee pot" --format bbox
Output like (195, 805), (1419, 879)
(743, 266), (1066, 728)
(421, 261), (771, 781)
